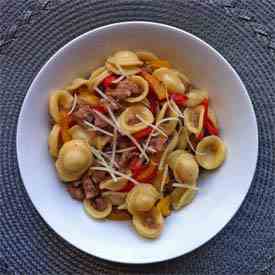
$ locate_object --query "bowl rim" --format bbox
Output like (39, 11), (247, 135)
(16, 21), (258, 264)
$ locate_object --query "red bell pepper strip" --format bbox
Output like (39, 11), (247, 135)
(93, 105), (108, 113)
(119, 181), (135, 193)
(132, 127), (153, 140)
(135, 161), (157, 183)
(129, 158), (145, 177)
(206, 118), (219, 136)
(170, 93), (188, 106)
(196, 129), (205, 141)
(102, 75), (117, 89)
(147, 89), (158, 114)
(201, 99), (209, 126)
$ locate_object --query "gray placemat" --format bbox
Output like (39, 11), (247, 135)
(0, 0), (274, 274)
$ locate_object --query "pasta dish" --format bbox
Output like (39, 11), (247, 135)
(48, 50), (226, 239)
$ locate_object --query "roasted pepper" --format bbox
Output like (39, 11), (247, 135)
(107, 209), (131, 221)
(149, 59), (171, 69)
(157, 195), (171, 217)
(59, 111), (72, 143)
(102, 74), (117, 89)
(133, 127), (153, 140)
(170, 93), (188, 106)
(140, 69), (166, 100)
(135, 161), (157, 183)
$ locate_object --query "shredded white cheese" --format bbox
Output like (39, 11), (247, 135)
(94, 86), (109, 100)
(100, 151), (119, 168)
(83, 120), (114, 137)
(165, 90), (185, 119)
(135, 114), (168, 138)
(91, 147), (117, 182)
(111, 75), (125, 83)
(105, 146), (136, 154)
(91, 167), (141, 185)
(172, 182), (199, 191)
(105, 104), (149, 161)
(111, 129), (118, 168)
(67, 93), (78, 115)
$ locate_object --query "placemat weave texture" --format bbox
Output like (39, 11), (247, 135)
(0, 0), (274, 274)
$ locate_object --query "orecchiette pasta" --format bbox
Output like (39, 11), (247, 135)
(184, 105), (205, 134)
(196, 136), (226, 170)
(48, 124), (61, 158)
(153, 68), (186, 94)
(118, 105), (154, 134)
(49, 90), (73, 123)
(55, 140), (93, 182)
(48, 50), (226, 239)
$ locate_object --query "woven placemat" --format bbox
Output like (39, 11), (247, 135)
(0, 0), (274, 274)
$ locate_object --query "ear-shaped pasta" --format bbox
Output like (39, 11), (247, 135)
(184, 105), (205, 134)
(106, 51), (143, 76)
(48, 124), (61, 158)
(135, 50), (158, 62)
(126, 184), (160, 215)
(99, 177), (129, 191)
(84, 197), (112, 219)
(49, 90), (73, 123)
(177, 127), (190, 150)
(66, 78), (89, 92)
(156, 102), (178, 135)
(132, 206), (164, 239)
(88, 67), (110, 89)
(105, 61), (141, 76)
(185, 89), (208, 107)
(126, 75), (149, 103)
(118, 104), (154, 134)
(167, 149), (186, 170)
(69, 125), (93, 144)
(207, 107), (218, 128)
(170, 185), (197, 210)
(171, 69), (190, 87)
(196, 136), (226, 170)
(102, 191), (127, 206)
(153, 68), (186, 94)
(108, 51), (143, 66)
(55, 140), (93, 182)
(168, 151), (199, 183)
(78, 92), (100, 106)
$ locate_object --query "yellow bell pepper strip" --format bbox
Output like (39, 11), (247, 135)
(59, 111), (72, 143)
(107, 209), (131, 221)
(140, 69), (166, 100)
(149, 59), (171, 69)
(157, 195), (171, 217)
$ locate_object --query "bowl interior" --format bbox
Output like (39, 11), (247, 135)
(17, 22), (258, 264)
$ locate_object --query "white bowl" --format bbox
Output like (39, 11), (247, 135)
(17, 21), (258, 264)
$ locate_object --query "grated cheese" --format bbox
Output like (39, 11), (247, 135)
(105, 104), (149, 161)
(91, 167), (141, 185)
(165, 90), (185, 119)
(67, 93), (78, 115)
(135, 114), (168, 138)
(100, 151), (119, 168)
(83, 120), (114, 137)
(91, 147), (117, 182)
(106, 146), (136, 154)
(112, 75), (125, 83)
(111, 129), (118, 169)
(172, 182), (199, 191)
